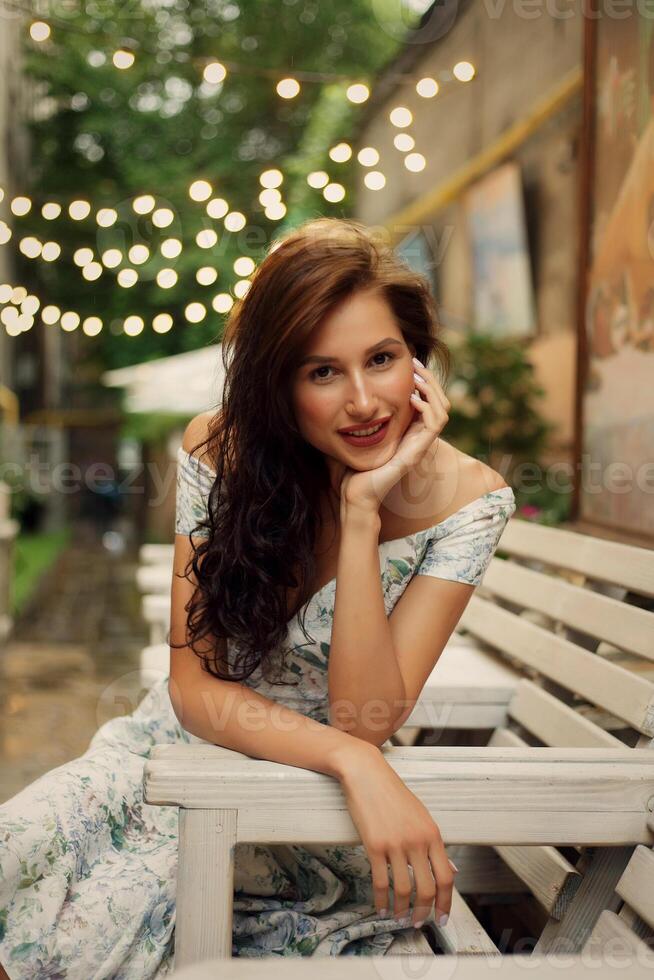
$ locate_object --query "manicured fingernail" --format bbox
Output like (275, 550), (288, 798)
(414, 919), (424, 929)
(413, 373), (423, 384)
(412, 357), (424, 368)
(448, 859), (459, 873)
(379, 908), (388, 917)
(437, 911), (449, 927)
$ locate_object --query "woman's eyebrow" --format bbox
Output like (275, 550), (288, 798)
(298, 337), (403, 367)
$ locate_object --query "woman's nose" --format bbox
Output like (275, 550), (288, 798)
(347, 376), (377, 411)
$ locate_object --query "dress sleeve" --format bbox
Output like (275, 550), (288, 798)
(175, 447), (215, 538)
(415, 487), (516, 587)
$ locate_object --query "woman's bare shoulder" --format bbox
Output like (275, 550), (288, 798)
(181, 411), (220, 470)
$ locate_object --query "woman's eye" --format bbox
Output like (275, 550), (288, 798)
(309, 351), (394, 382)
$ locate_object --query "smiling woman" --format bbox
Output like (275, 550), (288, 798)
(0, 217), (516, 976)
(173, 217), (451, 686)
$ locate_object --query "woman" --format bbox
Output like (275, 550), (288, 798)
(0, 218), (516, 977)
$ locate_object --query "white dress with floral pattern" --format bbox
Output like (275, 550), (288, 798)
(0, 447), (516, 978)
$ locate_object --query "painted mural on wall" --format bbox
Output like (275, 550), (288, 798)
(582, 19), (654, 538)
(463, 161), (537, 340)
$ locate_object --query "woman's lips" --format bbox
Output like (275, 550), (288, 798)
(338, 418), (391, 447)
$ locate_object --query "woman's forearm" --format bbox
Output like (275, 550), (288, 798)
(328, 506), (407, 745)
(168, 659), (378, 781)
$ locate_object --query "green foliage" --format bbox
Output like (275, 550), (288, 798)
(12, 528), (72, 617)
(442, 332), (571, 525)
(20, 0), (405, 372)
(119, 411), (192, 448)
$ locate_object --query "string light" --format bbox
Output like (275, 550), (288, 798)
(133, 195), (155, 215)
(224, 211), (246, 232)
(69, 200), (91, 220)
(102, 248), (122, 268)
(264, 202), (286, 220)
(161, 238), (182, 259)
(394, 133), (415, 152)
(113, 49), (135, 70)
(156, 268), (177, 288)
(189, 180), (212, 202)
(196, 229), (217, 249)
(117, 268), (138, 287)
(42, 203), (61, 220)
(323, 183), (345, 203)
(153, 313), (173, 333)
(29, 21), (50, 42)
(357, 147), (379, 167)
(276, 78), (300, 99)
(346, 83), (369, 104)
(416, 77), (439, 98)
(97, 208), (118, 227)
(152, 208), (174, 228)
(41, 242), (61, 261)
(307, 172), (329, 188)
(82, 261), (103, 281)
(212, 293), (233, 313)
(453, 61), (475, 82)
(203, 62), (227, 85)
(329, 143), (352, 163)
(404, 152), (426, 172)
(83, 316), (103, 336)
(206, 198), (229, 219)
(184, 302), (206, 323)
(259, 169), (283, 189)
(233, 256), (255, 276)
(123, 315), (144, 335)
(364, 171), (386, 190)
(11, 197), (31, 216)
(389, 106), (412, 128)
(196, 266), (218, 285)
(233, 280), (251, 298)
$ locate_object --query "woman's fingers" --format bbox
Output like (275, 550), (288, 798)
(429, 840), (455, 926)
(408, 848), (436, 927)
(369, 849), (391, 917)
(388, 849), (413, 922)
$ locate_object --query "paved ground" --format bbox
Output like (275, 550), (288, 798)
(0, 521), (150, 804)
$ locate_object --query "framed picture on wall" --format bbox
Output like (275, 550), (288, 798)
(462, 161), (537, 339)
(577, 13), (654, 541)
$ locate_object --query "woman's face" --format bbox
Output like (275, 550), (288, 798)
(290, 287), (418, 489)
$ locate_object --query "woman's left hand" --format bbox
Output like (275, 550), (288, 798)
(340, 358), (451, 514)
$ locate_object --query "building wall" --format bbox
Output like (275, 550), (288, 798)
(354, 4), (583, 457)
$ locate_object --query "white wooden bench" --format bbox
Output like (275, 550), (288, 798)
(171, 955), (654, 980)
(144, 743), (654, 967)
(141, 518), (654, 967)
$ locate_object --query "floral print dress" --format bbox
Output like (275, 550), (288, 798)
(0, 447), (516, 979)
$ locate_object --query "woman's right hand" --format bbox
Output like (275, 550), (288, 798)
(338, 744), (458, 928)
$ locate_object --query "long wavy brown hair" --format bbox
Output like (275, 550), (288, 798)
(171, 217), (451, 683)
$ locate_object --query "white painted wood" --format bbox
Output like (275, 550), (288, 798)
(425, 889), (500, 955)
(459, 598), (654, 736)
(140, 543), (174, 565)
(482, 559), (654, 662)
(386, 927), (433, 955)
(170, 954), (654, 979)
(493, 845), (580, 919)
(499, 520), (654, 598)
(615, 845), (654, 930)
(584, 909), (653, 960)
(507, 679), (625, 748)
(143, 746), (654, 845)
(175, 808), (237, 966)
(136, 564), (173, 594)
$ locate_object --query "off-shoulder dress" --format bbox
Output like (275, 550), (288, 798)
(0, 446), (516, 978)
